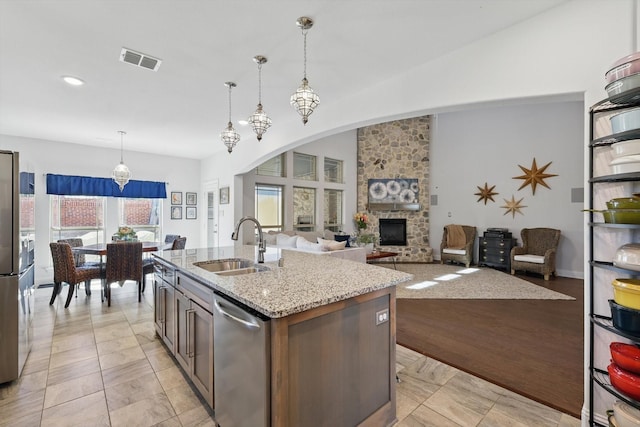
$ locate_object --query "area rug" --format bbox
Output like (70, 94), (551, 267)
(381, 263), (575, 300)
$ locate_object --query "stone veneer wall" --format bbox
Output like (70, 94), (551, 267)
(357, 117), (433, 263)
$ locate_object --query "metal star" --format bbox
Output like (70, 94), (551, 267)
(501, 195), (527, 218)
(513, 158), (558, 195)
(474, 182), (498, 205)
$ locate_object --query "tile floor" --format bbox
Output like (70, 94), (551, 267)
(0, 281), (582, 427)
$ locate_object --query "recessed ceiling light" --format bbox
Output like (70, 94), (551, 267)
(62, 76), (85, 86)
(237, 119), (248, 126)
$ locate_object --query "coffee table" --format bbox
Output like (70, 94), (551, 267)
(366, 250), (398, 269)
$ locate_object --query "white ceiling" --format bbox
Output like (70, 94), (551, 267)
(0, 0), (568, 159)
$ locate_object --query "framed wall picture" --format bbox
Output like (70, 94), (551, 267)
(186, 192), (197, 205)
(186, 206), (197, 219)
(220, 186), (230, 205)
(171, 206), (182, 220)
(171, 191), (182, 205)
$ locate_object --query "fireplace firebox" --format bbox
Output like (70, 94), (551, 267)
(379, 218), (407, 246)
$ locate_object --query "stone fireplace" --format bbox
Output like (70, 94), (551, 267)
(357, 116), (433, 262)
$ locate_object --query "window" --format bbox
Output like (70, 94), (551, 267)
(255, 184), (284, 233)
(324, 157), (343, 183)
(50, 195), (105, 261)
(324, 189), (343, 232)
(119, 198), (161, 241)
(256, 153), (286, 177)
(293, 187), (316, 231)
(293, 152), (317, 181)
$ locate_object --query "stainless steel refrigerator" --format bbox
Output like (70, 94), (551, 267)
(0, 150), (35, 384)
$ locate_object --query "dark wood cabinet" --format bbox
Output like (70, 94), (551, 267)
(153, 259), (176, 351)
(174, 272), (214, 408)
(478, 235), (517, 271)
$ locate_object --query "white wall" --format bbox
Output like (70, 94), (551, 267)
(1, 134), (200, 285)
(430, 100), (584, 279)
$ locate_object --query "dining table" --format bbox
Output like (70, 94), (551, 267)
(71, 241), (173, 256)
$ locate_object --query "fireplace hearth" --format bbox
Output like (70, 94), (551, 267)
(379, 218), (407, 246)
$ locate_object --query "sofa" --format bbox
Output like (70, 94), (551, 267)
(265, 230), (366, 263)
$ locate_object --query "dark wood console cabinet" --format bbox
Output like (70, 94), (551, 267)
(478, 235), (517, 271)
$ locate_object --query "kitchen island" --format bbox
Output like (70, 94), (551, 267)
(153, 245), (412, 427)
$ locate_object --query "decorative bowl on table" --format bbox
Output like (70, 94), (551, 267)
(113, 226), (138, 241)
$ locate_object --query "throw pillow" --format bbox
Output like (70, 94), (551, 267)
(264, 232), (278, 246)
(317, 238), (347, 251)
(276, 233), (298, 248)
(334, 234), (350, 247)
(296, 236), (326, 252)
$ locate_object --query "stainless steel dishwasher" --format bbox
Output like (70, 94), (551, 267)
(213, 291), (270, 427)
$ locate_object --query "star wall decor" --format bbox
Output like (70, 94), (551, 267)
(501, 195), (527, 218)
(474, 182), (499, 205)
(513, 158), (558, 195)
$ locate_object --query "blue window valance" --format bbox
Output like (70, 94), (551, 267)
(46, 174), (167, 199)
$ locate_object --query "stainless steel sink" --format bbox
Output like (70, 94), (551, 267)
(193, 258), (269, 276)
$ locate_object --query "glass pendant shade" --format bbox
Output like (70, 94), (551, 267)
(220, 121), (240, 153)
(221, 82), (239, 153)
(112, 130), (130, 191)
(248, 103), (272, 141)
(248, 55), (271, 141)
(290, 78), (320, 125)
(291, 17), (319, 125)
(112, 162), (131, 191)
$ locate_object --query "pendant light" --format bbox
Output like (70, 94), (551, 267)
(247, 55), (272, 141)
(290, 16), (320, 125)
(220, 82), (240, 153)
(112, 130), (131, 191)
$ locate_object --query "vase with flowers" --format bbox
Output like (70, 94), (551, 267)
(354, 212), (375, 253)
(113, 226), (138, 241)
(354, 212), (369, 231)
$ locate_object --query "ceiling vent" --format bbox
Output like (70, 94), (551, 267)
(119, 48), (162, 71)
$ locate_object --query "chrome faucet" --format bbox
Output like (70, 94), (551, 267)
(231, 216), (266, 263)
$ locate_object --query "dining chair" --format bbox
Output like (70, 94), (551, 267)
(104, 242), (143, 307)
(172, 236), (187, 250)
(49, 242), (103, 308)
(164, 234), (180, 244)
(58, 238), (102, 295)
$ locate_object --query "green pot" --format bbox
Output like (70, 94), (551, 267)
(606, 197), (640, 209)
(603, 209), (640, 224)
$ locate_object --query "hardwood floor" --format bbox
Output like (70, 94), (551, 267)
(396, 268), (584, 418)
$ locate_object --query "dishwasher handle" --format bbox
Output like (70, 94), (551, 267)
(214, 299), (261, 330)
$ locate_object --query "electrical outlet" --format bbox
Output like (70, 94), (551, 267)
(376, 308), (389, 325)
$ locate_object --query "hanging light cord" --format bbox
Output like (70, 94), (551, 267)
(227, 85), (232, 123)
(257, 61), (263, 105)
(118, 131), (126, 163)
(302, 28), (308, 80)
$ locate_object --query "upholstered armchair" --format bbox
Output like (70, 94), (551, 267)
(440, 225), (476, 268)
(510, 228), (561, 280)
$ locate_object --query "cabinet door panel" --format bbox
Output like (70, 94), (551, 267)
(175, 291), (191, 371)
(163, 285), (175, 351)
(191, 302), (214, 408)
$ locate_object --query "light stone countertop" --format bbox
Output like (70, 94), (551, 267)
(154, 245), (413, 318)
